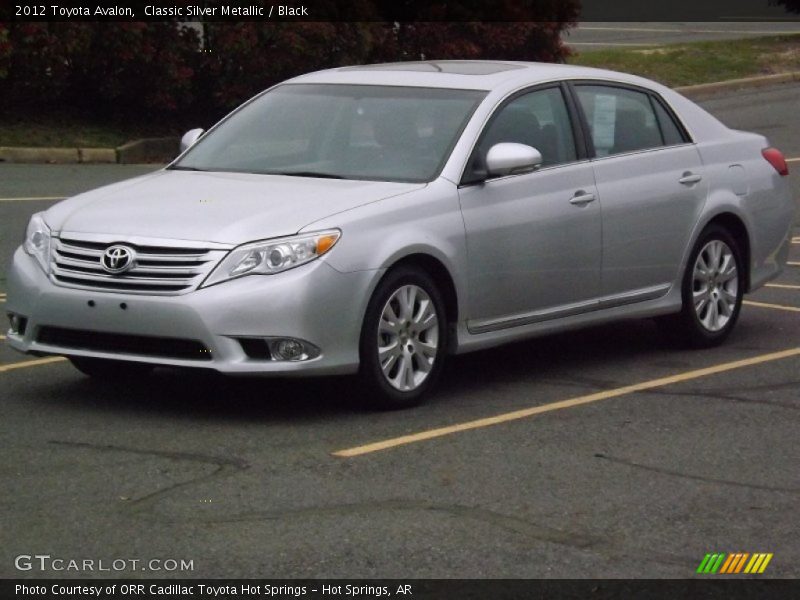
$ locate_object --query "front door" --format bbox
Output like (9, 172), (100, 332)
(458, 85), (602, 332)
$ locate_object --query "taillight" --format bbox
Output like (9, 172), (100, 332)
(762, 147), (789, 176)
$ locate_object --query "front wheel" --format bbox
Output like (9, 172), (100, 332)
(661, 225), (744, 348)
(69, 356), (155, 380)
(358, 267), (448, 410)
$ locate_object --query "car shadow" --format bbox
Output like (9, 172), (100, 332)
(440, 317), (676, 396)
(27, 317), (687, 422)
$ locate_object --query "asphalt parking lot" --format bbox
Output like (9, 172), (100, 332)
(1, 84), (799, 580)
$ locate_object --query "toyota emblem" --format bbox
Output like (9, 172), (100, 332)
(101, 245), (135, 274)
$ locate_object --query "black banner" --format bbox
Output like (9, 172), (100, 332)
(3, 579), (800, 600)
(2, 0), (800, 22)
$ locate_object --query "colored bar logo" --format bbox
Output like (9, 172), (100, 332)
(697, 552), (773, 574)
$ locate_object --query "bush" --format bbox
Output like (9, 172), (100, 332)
(0, 22), (198, 119)
(369, 22), (575, 64)
(67, 23), (198, 117)
(0, 23), (10, 79)
(193, 22), (379, 118)
(0, 1), (579, 129)
(0, 23), (91, 108)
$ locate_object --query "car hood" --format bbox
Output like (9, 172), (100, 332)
(45, 170), (425, 245)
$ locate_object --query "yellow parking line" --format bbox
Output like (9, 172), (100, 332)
(789, 262), (800, 267)
(766, 283), (800, 290)
(333, 347), (800, 458)
(0, 356), (67, 373)
(786, 157), (800, 164)
(744, 300), (800, 313)
(0, 196), (65, 202)
(0, 335), (5, 341)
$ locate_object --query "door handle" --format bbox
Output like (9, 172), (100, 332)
(679, 172), (702, 185)
(570, 191), (596, 206)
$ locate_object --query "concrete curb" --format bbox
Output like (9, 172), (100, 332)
(675, 71), (800, 99)
(1, 71), (799, 164)
(0, 137), (179, 165)
(116, 137), (180, 164)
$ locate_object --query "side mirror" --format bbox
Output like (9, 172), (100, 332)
(180, 128), (205, 153)
(485, 143), (542, 178)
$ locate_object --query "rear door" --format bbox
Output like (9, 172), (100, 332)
(571, 83), (708, 302)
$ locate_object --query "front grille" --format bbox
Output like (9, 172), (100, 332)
(50, 237), (227, 295)
(37, 326), (212, 361)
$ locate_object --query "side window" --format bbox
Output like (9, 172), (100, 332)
(465, 86), (577, 181)
(575, 85), (664, 157)
(652, 98), (687, 146)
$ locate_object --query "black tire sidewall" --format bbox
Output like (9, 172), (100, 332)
(358, 267), (448, 409)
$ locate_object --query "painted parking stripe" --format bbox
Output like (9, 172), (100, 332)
(0, 196), (65, 202)
(0, 356), (67, 373)
(785, 157), (800, 164)
(744, 300), (800, 313)
(788, 262), (800, 267)
(332, 347), (800, 458)
(0, 335), (6, 341)
(766, 283), (800, 290)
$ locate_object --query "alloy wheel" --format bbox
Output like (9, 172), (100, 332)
(377, 284), (439, 391)
(692, 239), (739, 332)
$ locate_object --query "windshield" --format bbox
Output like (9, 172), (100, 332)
(172, 84), (486, 183)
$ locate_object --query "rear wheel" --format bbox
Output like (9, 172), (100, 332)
(358, 266), (448, 410)
(69, 356), (154, 380)
(661, 225), (744, 348)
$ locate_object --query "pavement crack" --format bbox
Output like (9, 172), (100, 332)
(594, 453), (800, 494)
(146, 498), (603, 549)
(48, 440), (250, 505)
(642, 387), (800, 411)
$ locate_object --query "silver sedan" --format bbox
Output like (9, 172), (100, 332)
(6, 61), (795, 408)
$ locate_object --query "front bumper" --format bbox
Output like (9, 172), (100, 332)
(5, 247), (379, 375)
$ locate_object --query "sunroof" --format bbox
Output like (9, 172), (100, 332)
(345, 62), (525, 75)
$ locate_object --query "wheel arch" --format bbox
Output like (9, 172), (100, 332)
(380, 253), (460, 326)
(359, 251), (461, 356)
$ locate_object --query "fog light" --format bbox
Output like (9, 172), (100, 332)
(267, 338), (320, 362)
(7, 312), (27, 336)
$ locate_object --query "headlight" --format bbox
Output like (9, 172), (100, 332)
(23, 213), (51, 274)
(201, 229), (340, 288)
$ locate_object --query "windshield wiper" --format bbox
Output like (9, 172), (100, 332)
(266, 171), (344, 179)
(168, 165), (207, 171)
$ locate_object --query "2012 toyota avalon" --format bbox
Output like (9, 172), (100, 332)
(6, 61), (794, 408)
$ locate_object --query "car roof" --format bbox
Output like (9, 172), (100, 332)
(286, 60), (661, 92)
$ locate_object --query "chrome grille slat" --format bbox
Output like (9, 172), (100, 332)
(55, 241), (104, 258)
(131, 253), (209, 261)
(52, 267), (197, 286)
(50, 236), (227, 295)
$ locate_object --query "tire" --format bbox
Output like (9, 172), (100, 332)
(69, 356), (154, 380)
(660, 224), (745, 348)
(358, 266), (448, 410)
